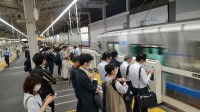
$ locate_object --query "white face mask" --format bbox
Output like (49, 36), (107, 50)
(33, 84), (41, 92)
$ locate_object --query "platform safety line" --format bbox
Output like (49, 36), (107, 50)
(55, 89), (73, 93)
(55, 94), (75, 98)
(56, 81), (69, 84)
(67, 110), (76, 112)
(7, 66), (24, 69)
(55, 100), (77, 106)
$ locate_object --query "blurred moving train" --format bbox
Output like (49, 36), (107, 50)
(96, 19), (200, 110)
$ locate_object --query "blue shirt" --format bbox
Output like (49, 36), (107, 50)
(3, 50), (10, 56)
(69, 66), (78, 88)
(74, 48), (81, 57)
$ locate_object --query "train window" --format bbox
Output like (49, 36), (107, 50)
(107, 42), (120, 53)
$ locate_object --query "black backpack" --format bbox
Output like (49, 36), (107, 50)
(55, 53), (61, 65)
(69, 52), (75, 61)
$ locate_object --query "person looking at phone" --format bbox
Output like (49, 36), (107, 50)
(75, 53), (99, 112)
(105, 63), (128, 112)
(127, 53), (153, 112)
(23, 74), (54, 112)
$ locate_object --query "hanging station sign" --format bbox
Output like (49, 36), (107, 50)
(80, 27), (90, 47)
(129, 5), (168, 28)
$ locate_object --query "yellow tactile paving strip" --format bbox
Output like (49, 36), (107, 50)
(67, 107), (166, 112)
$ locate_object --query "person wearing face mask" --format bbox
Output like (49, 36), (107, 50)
(127, 53), (153, 112)
(105, 63), (128, 112)
(75, 53), (99, 112)
(32, 53), (56, 112)
(120, 55), (132, 78)
(23, 74), (54, 112)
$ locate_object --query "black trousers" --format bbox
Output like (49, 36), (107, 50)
(132, 87), (148, 112)
(102, 83), (106, 112)
(47, 63), (54, 76)
(57, 64), (62, 76)
(74, 88), (82, 112)
(5, 55), (9, 66)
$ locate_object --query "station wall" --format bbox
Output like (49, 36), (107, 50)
(176, 0), (200, 21)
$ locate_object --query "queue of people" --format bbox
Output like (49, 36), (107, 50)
(22, 42), (154, 112)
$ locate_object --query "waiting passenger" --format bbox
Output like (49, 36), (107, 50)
(32, 53), (56, 112)
(109, 51), (122, 78)
(24, 54), (32, 73)
(3, 48), (10, 67)
(120, 55), (133, 112)
(69, 46), (77, 61)
(69, 56), (81, 112)
(120, 55), (132, 78)
(75, 53), (99, 112)
(23, 73), (54, 112)
(45, 47), (55, 76)
(74, 44), (83, 57)
(54, 47), (62, 76)
(127, 53), (153, 112)
(105, 63), (127, 112)
(97, 52), (111, 112)
(60, 46), (70, 80)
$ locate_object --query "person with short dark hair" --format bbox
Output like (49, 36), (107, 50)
(23, 73), (54, 112)
(3, 48), (10, 67)
(104, 63), (127, 112)
(45, 47), (55, 76)
(75, 53), (99, 112)
(97, 52), (111, 112)
(109, 51), (122, 78)
(127, 53), (153, 112)
(74, 44), (83, 57)
(69, 56), (81, 112)
(32, 53), (56, 112)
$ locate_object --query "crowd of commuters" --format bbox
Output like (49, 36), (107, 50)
(22, 42), (154, 112)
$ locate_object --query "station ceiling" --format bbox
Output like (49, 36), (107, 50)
(0, 0), (107, 39)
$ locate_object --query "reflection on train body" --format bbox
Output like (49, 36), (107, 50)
(96, 20), (200, 109)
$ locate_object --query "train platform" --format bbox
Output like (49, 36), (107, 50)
(0, 53), (77, 112)
(0, 51), (184, 112)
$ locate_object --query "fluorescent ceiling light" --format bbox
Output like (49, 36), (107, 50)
(0, 18), (28, 37)
(40, 0), (78, 36)
(143, 27), (159, 33)
(183, 22), (200, 31)
(160, 25), (181, 32)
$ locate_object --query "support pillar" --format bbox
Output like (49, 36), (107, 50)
(102, 0), (107, 32)
(23, 0), (38, 68)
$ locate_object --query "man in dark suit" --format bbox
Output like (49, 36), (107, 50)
(109, 51), (122, 78)
(32, 53), (56, 112)
(75, 53), (99, 112)
(45, 47), (55, 76)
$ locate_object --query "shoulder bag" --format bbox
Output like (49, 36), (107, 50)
(136, 67), (158, 109)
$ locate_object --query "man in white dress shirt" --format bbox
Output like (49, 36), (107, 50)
(97, 52), (111, 112)
(120, 55), (132, 78)
(127, 53), (153, 112)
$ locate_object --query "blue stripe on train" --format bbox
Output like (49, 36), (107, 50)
(166, 82), (200, 100)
